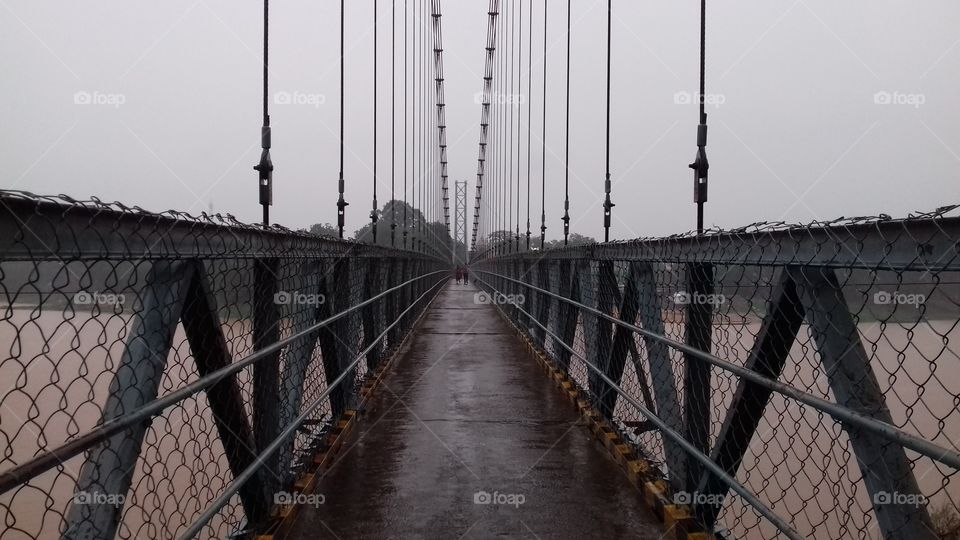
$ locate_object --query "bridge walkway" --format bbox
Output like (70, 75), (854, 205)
(288, 281), (663, 539)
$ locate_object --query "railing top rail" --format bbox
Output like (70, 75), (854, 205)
(0, 190), (447, 262)
(472, 205), (960, 271)
(476, 268), (960, 471)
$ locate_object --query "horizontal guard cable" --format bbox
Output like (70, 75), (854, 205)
(476, 270), (960, 471)
(179, 275), (447, 539)
(474, 275), (803, 540)
(0, 270), (449, 495)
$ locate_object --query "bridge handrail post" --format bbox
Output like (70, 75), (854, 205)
(791, 266), (934, 538)
(682, 261), (714, 494)
(694, 267), (802, 527)
(362, 258), (383, 371)
(252, 258), (282, 495)
(276, 259), (329, 491)
(554, 259), (578, 373)
(182, 260), (271, 526)
(64, 260), (194, 539)
(587, 260), (618, 420)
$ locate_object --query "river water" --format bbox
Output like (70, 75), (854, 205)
(1, 308), (958, 539)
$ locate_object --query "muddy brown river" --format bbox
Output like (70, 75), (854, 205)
(1, 307), (958, 539)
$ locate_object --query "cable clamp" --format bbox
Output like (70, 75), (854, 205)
(254, 123), (273, 207)
(688, 119), (709, 203)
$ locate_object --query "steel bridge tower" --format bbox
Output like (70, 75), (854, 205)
(454, 180), (467, 265)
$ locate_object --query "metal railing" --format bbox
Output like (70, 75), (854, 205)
(0, 191), (447, 539)
(472, 207), (960, 540)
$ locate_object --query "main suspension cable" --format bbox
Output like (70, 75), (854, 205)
(413, 0), (419, 251)
(403, 0), (409, 249)
(603, 0), (614, 242)
(419, 0), (427, 252)
(336, 0), (348, 238)
(371, 0), (379, 243)
(391, 0), (396, 247)
(426, 37), (432, 251)
(418, 0), (424, 251)
(525, 0), (532, 250)
(562, 0), (571, 246)
(253, 0), (273, 227)
(500, 9), (508, 253)
(508, 0), (515, 253)
(515, 0), (522, 252)
(431, 1), (450, 240)
(539, 0), (547, 250)
(491, 0), (498, 249)
(491, 11), (500, 254)
(471, 1), (500, 253)
(689, 0), (709, 234)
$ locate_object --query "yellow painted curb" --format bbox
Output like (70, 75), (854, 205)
(488, 299), (719, 540)
(664, 504), (691, 530)
(264, 290), (441, 539)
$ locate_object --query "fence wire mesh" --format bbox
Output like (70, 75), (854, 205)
(474, 206), (960, 540)
(0, 191), (446, 539)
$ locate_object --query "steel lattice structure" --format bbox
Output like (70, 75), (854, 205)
(0, 191), (447, 539)
(472, 205), (960, 540)
(454, 180), (467, 265)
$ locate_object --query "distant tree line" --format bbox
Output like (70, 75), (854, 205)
(304, 199), (465, 259)
(473, 230), (597, 254)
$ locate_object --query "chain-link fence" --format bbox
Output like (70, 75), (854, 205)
(473, 207), (960, 540)
(0, 191), (447, 539)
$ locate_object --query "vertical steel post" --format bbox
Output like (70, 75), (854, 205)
(64, 261), (193, 539)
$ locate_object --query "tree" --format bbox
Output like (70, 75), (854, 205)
(353, 199), (456, 255)
(354, 199), (421, 246)
(307, 222), (339, 237)
(473, 230), (513, 254)
(543, 232), (597, 250)
(931, 502), (960, 540)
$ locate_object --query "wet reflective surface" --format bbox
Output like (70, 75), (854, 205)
(289, 282), (663, 539)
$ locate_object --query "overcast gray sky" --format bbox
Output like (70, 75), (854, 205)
(2, 0), (958, 241)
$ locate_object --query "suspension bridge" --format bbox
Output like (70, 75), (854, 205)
(1, 1), (959, 540)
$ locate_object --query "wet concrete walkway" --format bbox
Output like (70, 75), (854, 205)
(288, 282), (663, 539)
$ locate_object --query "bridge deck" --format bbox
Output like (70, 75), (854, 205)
(288, 282), (663, 539)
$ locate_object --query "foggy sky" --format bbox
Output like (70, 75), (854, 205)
(2, 0), (959, 242)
